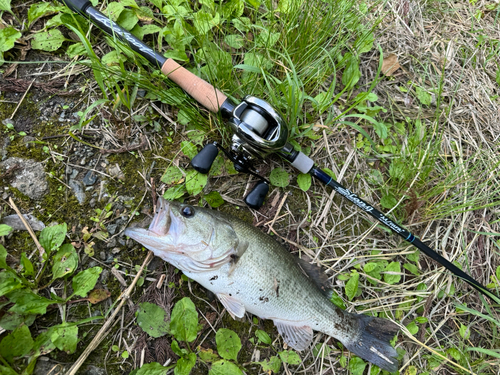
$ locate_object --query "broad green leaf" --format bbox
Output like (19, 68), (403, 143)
(447, 347), (461, 361)
(383, 262), (401, 285)
(142, 24), (162, 35)
(224, 34), (244, 49)
(170, 297), (200, 343)
(52, 244), (78, 280)
(28, 3), (63, 25)
(204, 191), (224, 208)
(415, 87), (431, 105)
(269, 167), (289, 188)
(136, 302), (170, 338)
(0, 0), (12, 13)
(459, 323), (470, 340)
(117, 8), (139, 31)
(121, 0), (139, 8)
(174, 352), (196, 375)
(255, 329), (272, 344)
(66, 43), (87, 58)
(7, 289), (53, 315)
(279, 350), (301, 365)
(259, 356), (281, 373)
(354, 32), (374, 53)
(71, 267), (102, 297)
(0, 365), (17, 375)
(243, 52), (273, 71)
(255, 30), (280, 48)
(39, 223), (67, 254)
(403, 263), (420, 276)
(348, 356), (366, 375)
(50, 324), (78, 353)
(0, 311), (36, 330)
(0, 245), (8, 268)
(0, 325), (34, 362)
(245, 0), (260, 8)
(163, 184), (187, 200)
(342, 57), (361, 89)
(216, 328), (241, 361)
(193, 11), (220, 35)
(171, 340), (188, 357)
(132, 362), (169, 375)
(296, 173), (311, 192)
(0, 272), (22, 296)
(0, 224), (12, 236)
(329, 290), (346, 309)
(104, 2), (124, 21)
(0, 27), (21, 54)
(101, 50), (127, 66)
(181, 141), (198, 159)
(221, 0), (244, 18)
(380, 193), (397, 209)
(32, 29), (65, 52)
(209, 360), (243, 375)
(345, 272), (359, 301)
(406, 321), (418, 335)
(20, 253), (34, 276)
(161, 166), (185, 185)
(198, 347), (219, 362)
(185, 169), (208, 196)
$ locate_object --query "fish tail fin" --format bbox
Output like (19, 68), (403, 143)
(343, 314), (399, 373)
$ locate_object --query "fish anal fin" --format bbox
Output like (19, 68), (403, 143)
(274, 320), (313, 351)
(217, 293), (245, 319)
(295, 255), (332, 298)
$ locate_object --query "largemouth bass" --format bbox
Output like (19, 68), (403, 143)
(125, 198), (399, 371)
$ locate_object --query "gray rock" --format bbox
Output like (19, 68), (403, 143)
(83, 170), (98, 186)
(106, 223), (118, 235)
(89, 197), (97, 208)
(1, 214), (45, 231)
(70, 169), (79, 179)
(81, 365), (106, 375)
(23, 136), (36, 149)
(99, 251), (106, 261)
(106, 238), (117, 248)
(1, 137), (10, 161)
(100, 268), (109, 282)
(68, 179), (86, 204)
(33, 357), (68, 375)
(0, 157), (49, 200)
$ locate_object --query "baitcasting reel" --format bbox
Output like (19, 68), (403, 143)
(191, 96), (313, 209)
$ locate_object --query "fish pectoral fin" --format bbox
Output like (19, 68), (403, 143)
(217, 293), (245, 319)
(274, 320), (313, 351)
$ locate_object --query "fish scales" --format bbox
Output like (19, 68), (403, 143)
(125, 198), (400, 372)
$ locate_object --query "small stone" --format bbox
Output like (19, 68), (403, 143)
(107, 224), (118, 235)
(99, 251), (106, 261)
(68, 179), (86, 204)
(80, 157), (86, 166)
(0, 157), (49, 200)
(108, 163), (125, 180)
(100, 269), (109, 282)
(83, 170), (98, 186)
(89, 197), (97, 208)
(106, 238), (117, 248)
(112, 247), (121, 254)
(2, 214), (45, 231)
(70, 169), (79, 179)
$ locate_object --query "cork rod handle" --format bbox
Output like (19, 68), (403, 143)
(161, 59), (227, 113)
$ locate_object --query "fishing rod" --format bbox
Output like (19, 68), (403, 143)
(58, 0), (499, 301)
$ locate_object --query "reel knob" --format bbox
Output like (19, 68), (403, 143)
(244, 180), (269, 209)
(191, 143), (219, 174)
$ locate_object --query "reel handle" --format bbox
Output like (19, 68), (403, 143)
(191, 143), (219, 174)
(244, 181), (269, 209)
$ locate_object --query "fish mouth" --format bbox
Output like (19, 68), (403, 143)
(124, 197), (174, 251)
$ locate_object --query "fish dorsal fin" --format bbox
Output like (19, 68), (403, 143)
(274, 320), (313, 350)
(295, 256), (332, 298)
(217, 293), (245, 319)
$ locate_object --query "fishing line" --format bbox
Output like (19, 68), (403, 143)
(58, 0), (500, 302)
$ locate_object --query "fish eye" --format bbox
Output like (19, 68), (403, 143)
(181, 205), (195, 218)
